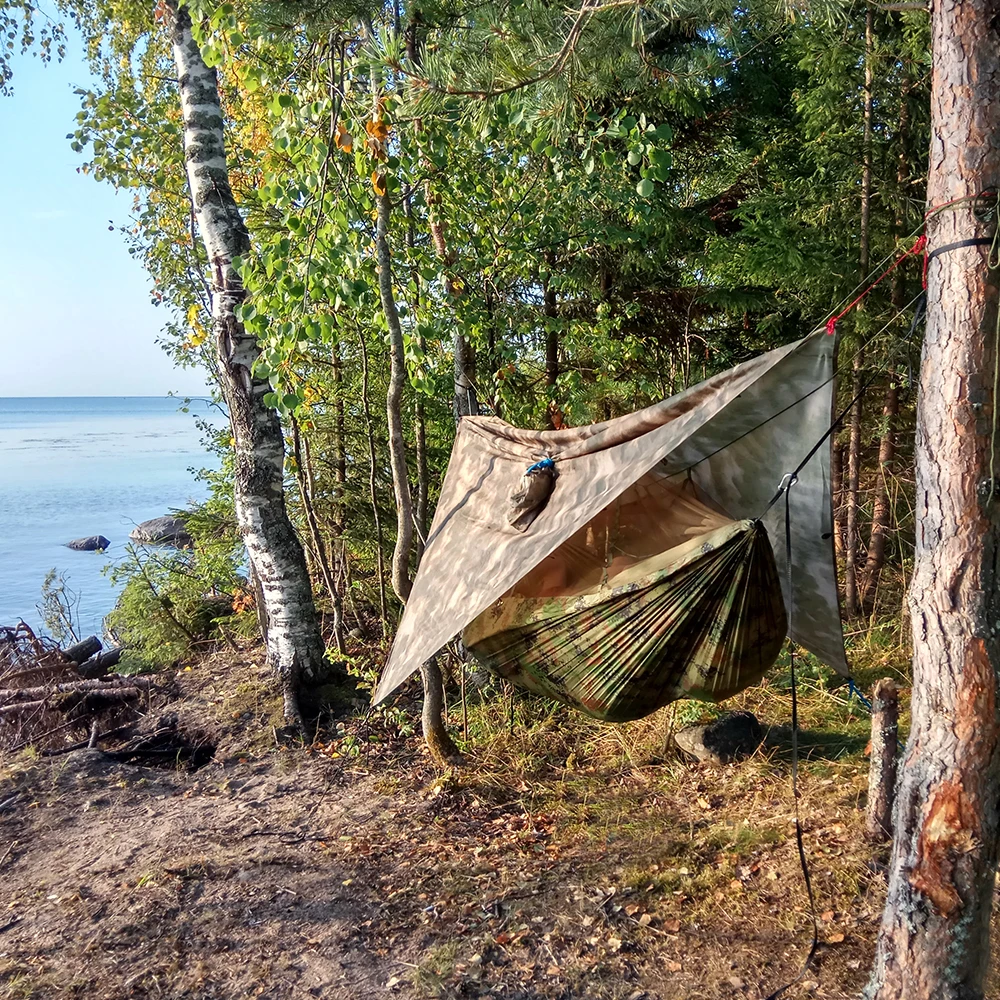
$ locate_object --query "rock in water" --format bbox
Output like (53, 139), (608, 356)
(130, 516), (193, 548)
(66, 535), (111, 551)
(674, 710), (764, 764)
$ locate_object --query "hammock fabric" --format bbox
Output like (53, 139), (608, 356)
(373, 330), (847, 716)
(463, 504), (787, 722)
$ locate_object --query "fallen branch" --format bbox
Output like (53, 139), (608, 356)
(0, 677), (154, 703)
(0, 688), (145, 717)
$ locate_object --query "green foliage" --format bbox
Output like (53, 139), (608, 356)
(105, 495), (252, 671)
(55, 0), (927, 681)
(0, 0), (66, 96)
(37, 569), (82, 644)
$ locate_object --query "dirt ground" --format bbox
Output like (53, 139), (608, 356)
(0, 650), (971, 1000)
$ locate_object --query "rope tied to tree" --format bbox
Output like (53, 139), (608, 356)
(824, 235), (927, 336)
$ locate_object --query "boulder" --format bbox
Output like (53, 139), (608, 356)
(66, 535), (110, 552)
(130, 515), (193, 548)
(674, 710), (764, 765)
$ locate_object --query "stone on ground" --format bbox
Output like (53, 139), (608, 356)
(674, 710), (764, 764)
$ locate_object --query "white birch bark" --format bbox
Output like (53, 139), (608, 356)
(170, 3), (326, 725)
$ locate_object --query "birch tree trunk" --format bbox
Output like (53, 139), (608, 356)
(170, 4), (326, 726)
(865, 0), (1000, 992)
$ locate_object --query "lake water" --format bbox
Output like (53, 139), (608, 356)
(0, 397), (221, 640)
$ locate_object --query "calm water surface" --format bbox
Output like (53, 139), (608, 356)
(0, 397), (221, 639)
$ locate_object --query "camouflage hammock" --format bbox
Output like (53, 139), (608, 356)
(463, 503), (787, 722)
(373, 331), (846, 718)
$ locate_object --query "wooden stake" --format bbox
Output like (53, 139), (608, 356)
(865, 678), (899, 843)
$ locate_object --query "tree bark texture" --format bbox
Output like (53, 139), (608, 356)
(865, 0), (1000, 992)
(358, 331), (389, 636)
(170, 5), (326, 724)
(454, 333), (478, 421)
(865, 678), (900, 843)
(375, 190), (414, 605)
(861, 377), (899, 613)
(415, 396), (429, 561)
(844, 351), (864, 617)
(544, 278), (558, 388)
(290, 418), (345, 653)
(862, 64), (912, 614)
(832, 440), (845, 558)
(419, 656), (460, 765)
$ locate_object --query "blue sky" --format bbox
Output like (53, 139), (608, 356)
(0, 42), (210, 397)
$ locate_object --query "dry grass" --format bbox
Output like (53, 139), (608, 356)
(1, 618), (992, 1000)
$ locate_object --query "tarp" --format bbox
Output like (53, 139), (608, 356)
(373, 330), (846, 707)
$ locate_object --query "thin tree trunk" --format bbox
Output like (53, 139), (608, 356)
(415, 396), (429, 560)
(859, 6), (874, 281)
(388, 35), (457, 760)
(846, 10), (875, 620)
(358, 331), (388, 638)
(454, 333), (478, 420)
(865, 678), (900, 843)
(865, 0), (1000, 990)
(290, 417), (345, 654)
(844, 357), (864, 617)
(544, 278), (558, 387)
(332, 340), (347, 536)
(169, 4), (326, 726)
(832, 440), (845, 559)
(862, 70), (912, 615)
(375, 189), (414, 605)
(861, 377), (899, 613)
(543, 271), (559, 427)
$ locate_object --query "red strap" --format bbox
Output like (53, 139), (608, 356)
(826, 235), (927, 335)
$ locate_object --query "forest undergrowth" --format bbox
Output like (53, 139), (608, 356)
(4, 595), (988, 1000)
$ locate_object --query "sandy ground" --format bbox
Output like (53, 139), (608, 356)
(0, 651), (972, 1000)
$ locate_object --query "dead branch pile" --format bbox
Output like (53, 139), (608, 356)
(0, 623), (152, 753)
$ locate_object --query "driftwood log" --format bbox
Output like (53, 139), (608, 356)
(78, 648), (122, 679)
(864, 678), (900, 843)
(62, 636), (102, 665)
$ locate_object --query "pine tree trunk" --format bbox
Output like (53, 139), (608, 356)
(862, 68), (912, 615)
(861, 376), (898, 613)
(847, 13), (875, 619)
(844, 354), (864, 617)
(864, 0), (1000, 991)
(170, 4), (326, 725)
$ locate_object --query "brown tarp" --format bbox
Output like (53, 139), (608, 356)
(373, 330), (847, 707)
